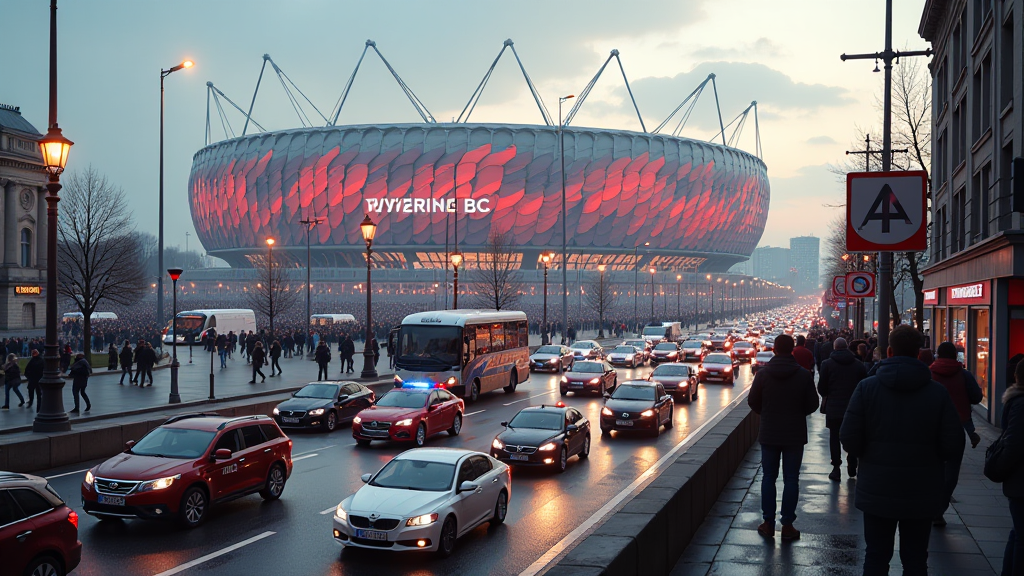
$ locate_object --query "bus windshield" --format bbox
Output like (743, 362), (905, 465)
(397, 325), (461, 368)
(166, 314), (206, 333)
(642, 326), (666, 336)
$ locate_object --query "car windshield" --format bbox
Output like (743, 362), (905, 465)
(570, 342), (594, 349)
(370, 459), (456, 492)
(611, 385), (656, 401)
(295, 384), (339, 399)
(733, 342), (752, 349)
(654, 343), (677, 351)
(610, 347), (635, 354)
(508, 411), (563, 430)
(535, 346), (561, 354)
(397, 325), (461, 367)
(571, 362), (604, 373)
(165, 314), (206, 335)
(642, 326), (665, 335)
(704, 354), (732, 364)
(376, 391), (427, 409)
(682, 341), (702, 348)
(131, 427), (216, 459)
(653, 365), (690, 376)
(625, 341), (646, 348)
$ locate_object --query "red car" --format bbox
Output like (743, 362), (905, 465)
(1, 472), (81, 576)
(730, 341), (757, 362)
(353, 387), (464, 447)
(560, 361), (617, 396)
(82, 414), (293, 528)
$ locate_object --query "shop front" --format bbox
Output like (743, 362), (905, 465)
(922, 282), (991, 408)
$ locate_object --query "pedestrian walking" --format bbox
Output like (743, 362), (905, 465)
(748, 334), (819, 540)
(245, 331), (256, 364)
(270, 340), (283, 376)
(793, 335), (815, 375)
(107, 343), (118, 370)
(140, 342), (156, 386)
(2, 353), (24, 409)
(840, 325), (964, 576)
(816, 337), (867, 481)
(68, 353), (92, 413)
(341, 334), (355, 374)
(930, 341), (984, 526)
(119, 341), (134, 385)
(989, 361), (1024, 576)
(249, 341), (267, 383)
(387, 334), (396, 370)
(282, 333), (293, 358)
(216, 332), (228, 368)
(315, 341), (331, 381)
(59, 344), (71, 374)
(24, 350), (43, 411)
(370, 335), (380, 368)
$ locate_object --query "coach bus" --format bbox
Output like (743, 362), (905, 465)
(162, 309), (257, 345)
(392, 309), (529, 402)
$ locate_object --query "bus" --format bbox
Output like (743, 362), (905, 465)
(162, 309), (256, 345)
(62, 312), (118, 322)
(393, 309), (529, 402)
(311, 314), (356, 327)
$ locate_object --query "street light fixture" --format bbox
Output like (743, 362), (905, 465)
(541, 253), (553, 344)
(706, 274), (714, 328)
(359, 215), (377, 379)
(450, 250), (464, 309)
(633, 241), (650, 335)
(676, 274), (682, 320)
(597, 264), (607, 338)
(265, 237), (275, 338)
(167, 268), (183, 403)
(649, 267), (656, 322)
(558, 94), (575, 346)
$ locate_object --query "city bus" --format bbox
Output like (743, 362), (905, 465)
(392, 309), (529, 402)
(162, 309), (257, 345)
(311, 313), (356, 326)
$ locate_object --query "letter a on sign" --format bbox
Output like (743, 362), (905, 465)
(846, 171), (927, 252)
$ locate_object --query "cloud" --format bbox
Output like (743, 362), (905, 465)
(760, 164), (845, 247)
(806, 135), (838, 145)
(691, 37), (783, 59)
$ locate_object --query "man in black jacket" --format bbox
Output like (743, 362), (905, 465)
(24, 349), (44, 411)
(840, 325), (964, 576)
(119, 341), (134, 385)
(748, 334), (819, 541)
(817, 337), (867, 481)
(315, 341), (331, 381)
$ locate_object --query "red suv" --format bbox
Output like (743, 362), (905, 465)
(0, 471), (81, 576)
(82, 414), (293, 528)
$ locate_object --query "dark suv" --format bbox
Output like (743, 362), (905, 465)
(82, 414), (293, 528)
(0, 471), (81, 576)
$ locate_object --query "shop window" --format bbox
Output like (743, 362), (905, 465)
(951, 307), (968, 358)
(973, 308), (990, 406)
(935, 308), (948, 347)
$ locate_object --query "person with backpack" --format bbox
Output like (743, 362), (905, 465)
(991, 361), (1024, 575)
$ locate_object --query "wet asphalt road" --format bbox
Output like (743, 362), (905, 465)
(41, 362), (753, 576)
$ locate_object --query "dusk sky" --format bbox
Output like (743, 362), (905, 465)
(1, 0), (927, 258)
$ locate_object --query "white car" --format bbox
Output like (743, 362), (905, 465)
(333, 448), (510, 557)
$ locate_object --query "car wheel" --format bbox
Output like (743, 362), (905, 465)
(491, 490), (508, 525)
(601, 428), (610, 438)
(559, 388), (567, 397)
(665, 407), (674, 429)
(25, 555), (63, 576)
(556, 445), (568, 473)
(470, 380), (481, 402)
(504, 370), (518, 394)
(178, 486), (209, 528)
(323, 410), (337, 432)
(448, 412), (462, 436)
(579, 434), (591, 459)
(436, 515), (457, 558)
(259, 464), (287, 500)
(355, 438), (371, 447)
(415, 422), (427, 447)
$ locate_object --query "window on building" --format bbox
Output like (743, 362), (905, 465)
(936, 57), (949, 113)
(953, 21), (964, 74)
(953, 187), (966, 253)
(939, 205), (949, 260)
(1000, 142), (1014, 230)
(953, 99), (966, 166)
(981, 163), (992, 240)
(19, 229), (31, 268)
(973, 52), (993, 139)
(936, 128), (948, 187)
(1001, 13), (1014, 111)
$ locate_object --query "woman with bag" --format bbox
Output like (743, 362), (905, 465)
(993, 361), (1024, 575)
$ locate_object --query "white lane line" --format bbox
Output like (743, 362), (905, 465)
(518, 388), (751, 576)
(503, 391), (556, 406)
(292, 453), (319, 462)
(45, 468), (89, 480)
(464, 410), (486, 416)
(319, 505), (338, 515)
(294, 444), (336, 457)
(152, 531), (276, 576)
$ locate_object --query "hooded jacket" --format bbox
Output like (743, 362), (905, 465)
(930, 358), (983, 424)
(24, 356), (44, 383)
(69, 358), (92, 387)
(998, 385), (1024, 498)
(840, 356), (964, 519)
(747, 354), (819, 446)
(817, 348), (868, 422)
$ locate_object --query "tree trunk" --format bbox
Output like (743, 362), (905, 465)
(906, 252), (926, 331)
(889, 282), (901, 331)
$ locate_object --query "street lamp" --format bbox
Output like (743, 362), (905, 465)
(158, 57), (194, 337)
(559, 94), (575, 346)
(676, 274), (682, 320)
(649, 267), (656, 322)
(33, 0), (74, 433)
(706, 274), (714, 328)
(265, 237), (275, 337)
(541, 253), (553, 344)
(359, 215), (377, 379)
(206, 328), (216, 400)
(597, 264), (607, 338)
(633, 241), (649, 335)
(167, 268), (183, 403)
(450, 250), (463, 309)
(300, 215), (324, 357)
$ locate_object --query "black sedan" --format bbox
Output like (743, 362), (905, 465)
(490, 403), (590, 473)
(648, 363), (699, 402)
(600, 381), (674, 437)
(273, 381), (375, 432)
(529, 345), (574, 372)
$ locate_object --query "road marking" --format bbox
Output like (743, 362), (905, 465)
(464, 410), (486, 416)
(294, 444), (336, 457)
(292, 453), (318, 462)
(45, 468), (89, 480)
(320, 505), (338, 515)
(152, 531), (276, 576)
(519, 388), (751, 576)
(503, 391), (556, 406)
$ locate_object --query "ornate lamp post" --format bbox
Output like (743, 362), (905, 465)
(649, 267), (656, 322)
(633, 242), (649, 336)
(265, 237), (275, 337)
(33, 0), (74, 432)
(558, 94), (575, 347)
(450, 250), (463, 309)
(359, 215), (377, 379)
(167, 268), (183, 403)
(541, 253), (552, 344)
(206, 328), (216, 400)
(158, 58), (193, 334)
(676, 274), (682, 320)
(597, 264), (607, 338)
(706, 274), (714, 328)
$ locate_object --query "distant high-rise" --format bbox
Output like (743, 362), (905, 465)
(751, 246), (791, 283)
(789, 236), (820, 295)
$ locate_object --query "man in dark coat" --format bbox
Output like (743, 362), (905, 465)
(995, 361), (1024, 575)
(269, 340), (283, 376)
(370, 335), (380, 368)
(816, 335), (834, 374)
(817, 337), (867, 481)
(792, 335), (815, 376)
(315, 341), (331, 381)
(119, 341), (134, 385)
(139, 342), (157, 386)
(840, 325), (964, 575)
(24, 349), (44, 411)
(341, 335), (355, 374)
(249, 341), (267, 383)
(68, 353), (92, 413)
(748, 334), (819, 541)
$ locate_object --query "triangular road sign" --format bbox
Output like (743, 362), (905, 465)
(858, 184), (912, 233)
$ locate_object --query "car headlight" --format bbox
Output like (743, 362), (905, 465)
(138, 474), (180, 492)
(724, 367), (732, 373)
(445, 376), (457, 387)
(601, 407), (613, 416)
(492, 438), (504, 450)
(335, 503), (348, 521)
(85, 470), (94, 486)
(406, 513), (438, 527)
(273, 407), (280, 415)
(560, 376), (568, 383)
(640, 410), (655, 418)
(308, 408), (325, 416)
(589, 378), (600, 384)
(538, 442), (557, 451)
(549, 358), (558, 364)
(353, 416), (362, 424)
(395, 419), (414, 427)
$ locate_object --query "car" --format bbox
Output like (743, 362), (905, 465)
(333, 448), (510, 557)
(82, 414), (293, 528)
(699, 352), (739, 384)
(680, 340), (706, 361)
(560, 361), (617, 396)
(648, 363), (699, 402)
(709, 334), (729, 352)
(1, 472), (81, 576)
(605, 345), (643, 368)
(730, 341), (757, 362)
(273, 381), (375, 432)
(353, 388), (464, 447)
(750, 351), (774, 373)
(569, 340), (604, 361)
(490, 403), (590, 472)
(529, 345), (574, 372)
(650, 342), (681, 364)
(623, 339), (652, 363)
(600, 381), (674, 437)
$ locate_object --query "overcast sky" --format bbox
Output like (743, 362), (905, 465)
(1, 0), (928, 257)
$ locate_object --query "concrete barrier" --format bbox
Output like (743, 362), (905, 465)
(553, 401), (761, 576)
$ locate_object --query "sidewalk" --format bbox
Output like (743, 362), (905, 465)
(672, 409), (1008, 576)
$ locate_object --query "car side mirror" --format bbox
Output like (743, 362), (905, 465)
(214, 448), (232, 460)
(361, 473), (373, 483)
(291, 391), (298, 397)
(429, 403), (440, 411)
(566, 424), (579, 432)
(124, 440), (135, 452)
(338, 395), (349, 402)
(500, 421), (509, 427)
(458, 481), (479, 494)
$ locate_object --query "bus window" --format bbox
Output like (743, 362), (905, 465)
(518, 320), (528, 348)
(474, 325), (490, 356)
(504, 322), (518, 348)
(491, 323), (505, 353)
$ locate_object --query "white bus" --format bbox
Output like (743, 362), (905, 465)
(311, 313), (356, 326)
(162, 309), (257, 344)
(393, 309), (529, 402)
(62, 312), (119, 322)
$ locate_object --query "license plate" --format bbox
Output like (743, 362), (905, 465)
(570, 383), (584, 388)
(97, 495), (125, 506)
(356, 529), (387, 541)
(509, 454), (529, 461)
(615, 419), (633, 426)
(282, 417), (300, 424)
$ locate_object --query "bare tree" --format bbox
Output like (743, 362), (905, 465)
(244, 254), (300, 336)
(585, 270), (617, 338)
(469, 230), (525, 310)
(57, 168), (147, 360)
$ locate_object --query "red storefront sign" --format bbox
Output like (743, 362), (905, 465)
(922, 288), (938, 305)
(946, 282), (990, 306)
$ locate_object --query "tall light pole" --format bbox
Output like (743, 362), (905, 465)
(34, 0), (74, 432)
(541, 253), (552, 344)
(706, 274), (714, 328)
(359, 215), (377, 379)
(450, 250), (463, 309)
(300, 215), (323, 357)
(558, 94), (575, 345)
(158, 58), (194, 335)
(265, 237), (275, 337)
(598, 264), (607, 338)
(649, 267), (656, 322)
(167, 268), (183, 403)
(676, 274), (682, 320)
(633, 242), (649, 335)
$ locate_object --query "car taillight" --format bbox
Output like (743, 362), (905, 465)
(68, 509), (79, 529)
(287, 439), (293, 449)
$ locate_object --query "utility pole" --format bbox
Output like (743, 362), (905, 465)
(300, 214), (324, 357)
(841, 0), (931, 356)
